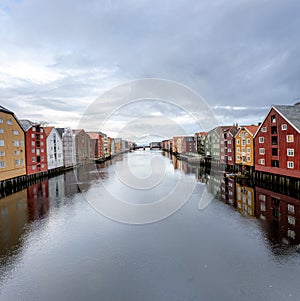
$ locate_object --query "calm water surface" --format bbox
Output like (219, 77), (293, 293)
(0, 150), (300, 301)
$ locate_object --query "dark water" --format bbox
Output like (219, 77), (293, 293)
(0, 150), (300, 301)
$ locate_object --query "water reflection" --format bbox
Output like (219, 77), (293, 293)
(168, 155), (300, 248)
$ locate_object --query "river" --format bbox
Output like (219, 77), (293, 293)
(0, 150), (300, 301)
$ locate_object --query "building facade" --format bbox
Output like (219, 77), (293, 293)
(0, 106), (26, 181)
(61, 128), (76, 168)
(45, 127), (64, 170)
(20, 120), (48, 175)
(73, 129), (91, 164)
(234, 126), (258, 168)
(254, 103), (300, 178)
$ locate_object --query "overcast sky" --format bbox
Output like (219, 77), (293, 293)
(0, 0), (299, 139)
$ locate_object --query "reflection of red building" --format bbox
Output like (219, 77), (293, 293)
(220, 176), (236, 207)
(27, 180), (49, 221)
(255, 186), (300, 245)
(20, 120), (48, 175)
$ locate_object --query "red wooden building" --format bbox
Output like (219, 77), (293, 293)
(254, 103), (300, 178)
(87, 132), (104, 160)
(20, 120), (48, 175)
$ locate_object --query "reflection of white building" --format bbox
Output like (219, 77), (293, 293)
(45, 127), (64, 170)
(48, 175), (65, 207)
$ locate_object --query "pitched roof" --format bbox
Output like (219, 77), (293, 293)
(19, 119), (34, 131)
(0, 105), (14, 114)
(274, 103), (300, 131)
(244, 125), (259, 135)
(55, 128), (65, 139)
(228, 126), (239, 137)
(44, 126), (54, 137)
(86, 132), (100, 140)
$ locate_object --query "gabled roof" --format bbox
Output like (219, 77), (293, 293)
(56, 128), (65, 139)
(44, 126), (54, 137)
(228, 126), (239, 137)
(254, 103), (300, 137)
(235, 125), (259, 138)
(86, 132), (100, 140)
(72, 129), (84, 136)
(19, 119), (34, 131)
(0, 105), (14, 114)
(274, 103), (300, 132)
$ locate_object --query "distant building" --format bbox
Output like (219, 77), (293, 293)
(45, 127), (64, 170)
(87, 132), (104, 160)
(57, 128), (76, 168)
(20, 120), (48, 175)
(254, 103), (300, 178)
(182, 136), (196, 153)
(73, 129), (92, 164)
(110, 138), (115, 156)
(114, 138), (122, 154)
(0, 106), (26, 181)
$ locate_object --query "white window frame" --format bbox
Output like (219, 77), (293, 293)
(286, 135), (294, 142)
(287, 148), (294, 156)
(259, 137), (264, 143)
(259, 148), (265, 155)
(287, 161), (294, 169)
(281, 124), (287, 130)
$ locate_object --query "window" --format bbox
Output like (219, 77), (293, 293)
(237, 147), (240, 152)
(14, 150), (20, 155)
(272, 148), (278, 156)
(32, 127), (36, 131)
(259, 194), (266, 201)
(7, 119), (12, 125)
(32, 141), (35, 146)
(271, 115), (276, 123)
(31, 133), (35, 138)
(259, 137), (264, 143)
(32, 148), (35, 153)
(228, 148), (232, 152)
(287, 229), (295, 239)
(271, 126), (277, 134)
(13, 130), (19, 135)
(0, 128), (3, 134)
(0, 151), (4, 156)
(281, 124), (287, 130)
(0, 118), (3, 123)
(15, 159), (20, 166)
(20, 140), (24, 147)
(13, 140), (19, 147)
(247, 147), (250, 153)
(32, 165), (36, 170)
(287, 149), (294, 156)
(237, 139), (240, 145)
(41, 134), (44, 139)
(271, 160), (279, 167)
(287, 161), (294, 169)
(247, 156), (251, 162)
(0, 139), (4, 146)
(259, 159), (265, 165)
(241, 132), (246, 138)
(32, 156), (35, 162)
(261, 127), (267, 132)
(237, 155), (240, 160)
(288, 204), (295, 214)
(20, 159), (24, 165)
(272, 136), (278, 145)
(288, 216), (296, 225)
(228, 140), (231, 144)
(259, 148), (265, 155)
(287, 135), (294, 142)
(247, 138), (250, 144)
(0, 161), (5, 168)
(242, 148), (245, 153)
(242, 140), (246, 146)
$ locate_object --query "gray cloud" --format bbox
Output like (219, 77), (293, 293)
(0, 0), (299, 133)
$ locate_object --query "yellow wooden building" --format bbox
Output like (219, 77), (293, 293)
(0, 106), (26, 181)
(234, 126), (258, 167)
